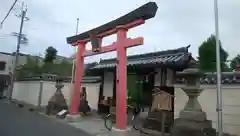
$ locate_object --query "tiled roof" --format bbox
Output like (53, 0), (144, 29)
(17, 74), (101, 83)
(92, 45), (193, 69)
(175, 72), (240, 85)
(0, 52), (29, 56)
(0, 52), (71, 60)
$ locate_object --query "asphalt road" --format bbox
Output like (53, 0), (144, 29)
(0, 100), (92, 136)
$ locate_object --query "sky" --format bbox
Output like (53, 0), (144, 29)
(0, 0), (239, 63)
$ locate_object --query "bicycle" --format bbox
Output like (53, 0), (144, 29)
(104, 103), (144, 131)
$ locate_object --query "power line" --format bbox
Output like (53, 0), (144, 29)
(0, 0), (18, 29)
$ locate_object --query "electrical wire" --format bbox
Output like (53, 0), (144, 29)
(0, 0), (18, 27)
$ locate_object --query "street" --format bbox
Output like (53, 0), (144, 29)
(0, 100), (92, 136)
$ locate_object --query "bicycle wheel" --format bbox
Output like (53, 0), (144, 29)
(132, 115), (140, 130)
(104, 114), (114, 131)
(132, 107), (145, 130)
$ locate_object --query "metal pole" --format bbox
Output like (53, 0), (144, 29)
(214, 0), (223, 135)
(37, 80), (43, 112)
(70, 18), (79, 84)
(69, 18), (79, 106)
(9, 2), (26, 100)
(75, 18), (79, 35)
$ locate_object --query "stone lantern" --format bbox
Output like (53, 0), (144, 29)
(172, 67), (216, 136)
(46, 77), (68, 115)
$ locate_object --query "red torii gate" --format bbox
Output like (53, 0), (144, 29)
(66, 2), (158, 130)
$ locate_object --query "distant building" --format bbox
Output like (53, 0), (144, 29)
(0, 51), (73, 83)
(0, 52), (43, 75)
(0, 52), (13, 75)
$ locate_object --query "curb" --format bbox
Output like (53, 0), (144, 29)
(10, 99), (41, 112)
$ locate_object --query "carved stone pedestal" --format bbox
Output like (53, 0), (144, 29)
(173, 118), (215, 136)
(172, 68), (216, 136)
(46, 80), (68, 115)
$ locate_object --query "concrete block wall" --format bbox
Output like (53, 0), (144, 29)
(12, 81), (41, 106)
(12, 81), (100, 111)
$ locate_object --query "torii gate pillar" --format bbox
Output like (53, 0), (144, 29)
(70, 41), (85, 114)
(115, 26), (128, 129)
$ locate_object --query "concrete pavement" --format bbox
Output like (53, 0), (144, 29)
(68, 110), (151, 136)
(69, 117), (141, 136)
(0, 100), (92, 136)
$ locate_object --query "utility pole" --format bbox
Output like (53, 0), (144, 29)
(8, 2), (29, 100)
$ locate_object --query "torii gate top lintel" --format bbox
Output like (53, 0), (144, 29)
(71, 19), (145, 46)
(66, 2), (158, 43)
(66, 2), (158, 57)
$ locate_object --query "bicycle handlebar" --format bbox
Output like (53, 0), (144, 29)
(127, 105), (135, 109)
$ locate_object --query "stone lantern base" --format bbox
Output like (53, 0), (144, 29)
(172, 118), (216, 136)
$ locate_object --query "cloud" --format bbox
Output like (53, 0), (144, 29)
(0, 0), (239, 63)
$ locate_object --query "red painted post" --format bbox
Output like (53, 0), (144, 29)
(115, 26), (127, 129)
(70, 41), (86, 114)
(236, 60), (240, 72)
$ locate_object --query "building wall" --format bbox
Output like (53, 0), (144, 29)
(101, 69), (175, 99)
(103, 72), (114, 98)
(0, 53), (13, 75)
(83, 83), (101, 110)
(154, 68), (174, 86)
(12, 81), (100, 110)
(174, 85), (240, 135)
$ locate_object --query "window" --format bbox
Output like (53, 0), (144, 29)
(0, 61), (6, 71)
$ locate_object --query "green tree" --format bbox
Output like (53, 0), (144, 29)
(40, 60), (73, 76)
(41, 62), (54, 74)
(44, 46), (57, 63)
(16, 56), (42, 79)
(230, 55), (240, 71)
(55, 60), (73, 76)
(16, 50), (74, 78)
(198, 35), (229, 72)
(84, 62), (98, 76)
